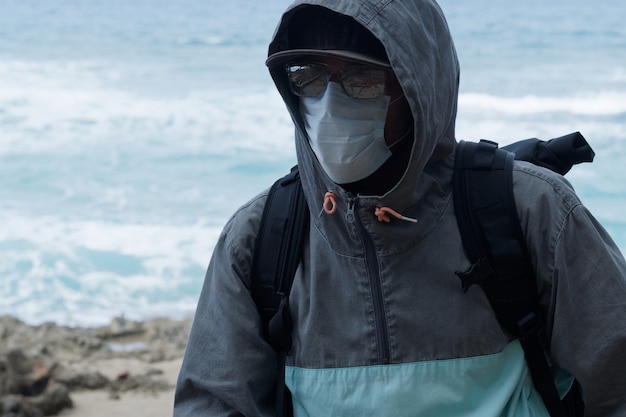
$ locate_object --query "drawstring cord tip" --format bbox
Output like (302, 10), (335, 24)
(375, 206), (418, 223)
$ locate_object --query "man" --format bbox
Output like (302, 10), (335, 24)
(174, 1), (626, 416)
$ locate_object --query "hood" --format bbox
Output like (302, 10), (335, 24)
(267, 0), (460, 252)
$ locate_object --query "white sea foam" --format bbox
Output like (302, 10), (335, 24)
(0, 211), (221, 326)
(455, 90), (626, 153)
(0, 60), (294, 158)
(459, 91), (626, 116)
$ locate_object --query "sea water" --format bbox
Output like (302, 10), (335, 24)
(0, 0), (624, 326)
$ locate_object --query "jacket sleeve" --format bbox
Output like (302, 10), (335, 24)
(549, 204), (626, 417)
(515, 163), (626, 417)
(173, 193), (278, 417)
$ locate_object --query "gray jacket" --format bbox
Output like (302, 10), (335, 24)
(174, 1), (626, 416)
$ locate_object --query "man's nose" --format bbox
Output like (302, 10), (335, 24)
(328, 68), (342, 83)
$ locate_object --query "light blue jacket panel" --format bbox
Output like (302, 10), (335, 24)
(287, 342), (549, 417)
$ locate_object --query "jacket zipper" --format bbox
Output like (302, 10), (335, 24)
(346, 197), (391, 364)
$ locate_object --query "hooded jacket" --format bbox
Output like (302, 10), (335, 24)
(174, 1), (626, 416)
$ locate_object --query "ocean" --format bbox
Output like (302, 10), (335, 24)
(1, 0), (624, 326)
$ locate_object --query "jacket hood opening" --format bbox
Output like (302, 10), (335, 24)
(267, 0), (460, 236)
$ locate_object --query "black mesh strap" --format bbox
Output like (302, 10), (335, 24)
(454, 140), (567, 417)
(251, 166), (308, 417)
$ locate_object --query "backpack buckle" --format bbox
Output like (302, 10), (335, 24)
(456, 257), (494, 293)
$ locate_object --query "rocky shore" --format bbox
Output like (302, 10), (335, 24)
(0, 315), (192, 417)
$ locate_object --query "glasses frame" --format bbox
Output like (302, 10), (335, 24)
(285, 61), (390, 99)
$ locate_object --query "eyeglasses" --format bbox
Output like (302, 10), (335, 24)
(286, 62), (388, 99)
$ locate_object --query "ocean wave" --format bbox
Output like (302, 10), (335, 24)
(0, 60), (294, 157)
(459, 91), (626, 116)
(176, 36), (224, 46)
(0, 212), (221, 326)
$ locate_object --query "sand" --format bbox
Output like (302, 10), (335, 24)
(58, 358), (182, 417)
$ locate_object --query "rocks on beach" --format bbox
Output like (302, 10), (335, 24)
(0, 315), (191, 417)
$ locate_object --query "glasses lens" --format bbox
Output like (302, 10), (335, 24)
(286, 63), (388, 99)
(287, 64), (329, 97)
(341, 65), (387, 99)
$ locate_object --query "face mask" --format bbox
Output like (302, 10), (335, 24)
(299, 82), (392, 184)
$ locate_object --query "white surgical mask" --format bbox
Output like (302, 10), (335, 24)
(299, 82), (392, 184)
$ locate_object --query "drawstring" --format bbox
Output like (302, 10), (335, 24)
(320, 192), (417, 224)
(323, 191), (337, 214)
(375, 206), (418, 223)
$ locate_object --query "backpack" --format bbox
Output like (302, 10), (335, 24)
(251, 132), (595, 417)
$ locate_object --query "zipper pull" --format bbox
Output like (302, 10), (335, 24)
(346, 198), (356, 223)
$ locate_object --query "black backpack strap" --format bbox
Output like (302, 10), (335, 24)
(454, 140), (567, 417)
(251, 165), (308, 417)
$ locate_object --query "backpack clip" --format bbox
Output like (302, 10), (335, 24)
(456, 257), (494, 293)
